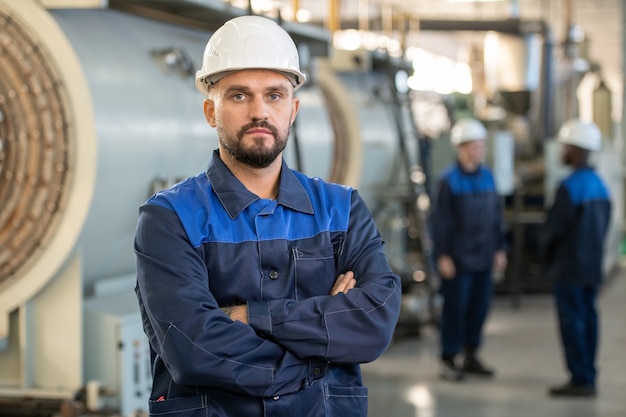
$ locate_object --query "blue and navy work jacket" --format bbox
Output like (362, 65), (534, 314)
(430, 162), (507, 274)
(134, 150), (401, 417)
(542, 167), (611, 286)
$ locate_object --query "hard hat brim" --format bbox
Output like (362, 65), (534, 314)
(195, 67), (306, 95)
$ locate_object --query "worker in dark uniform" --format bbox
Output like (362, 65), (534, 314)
(134, 15), (401, 417)
(431, 118), (508, 381)
(543, 119), (611, 398)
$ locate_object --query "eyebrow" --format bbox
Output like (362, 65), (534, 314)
(223, 84), (291, 95)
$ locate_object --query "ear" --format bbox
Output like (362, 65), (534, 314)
(290, 97), (300, 126)
(203, 98), (216, 127)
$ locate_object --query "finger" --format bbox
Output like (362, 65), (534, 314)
(340, 271), (356, 291)
(345, 274), (356, 290)
(333, 281), (355, 295)
(335, 274), (351, 292)
(329, 274), (345, 295)
(337, 278), (356, 294)
(330, 271), (355, 295)
(345, 278), (356, 292)
(342, 271), (355, 282)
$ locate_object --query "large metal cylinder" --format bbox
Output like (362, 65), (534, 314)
(0, 0), (96, 342)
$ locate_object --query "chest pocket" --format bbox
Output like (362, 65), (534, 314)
(292, 244), (338, 300)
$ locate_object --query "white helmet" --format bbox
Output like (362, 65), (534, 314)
(450, 118), (487, 146)
(557, 119), (602, 151)
(195, 15), (306, 95)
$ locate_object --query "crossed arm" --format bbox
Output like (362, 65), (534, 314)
(221, 271), (357, 323)
(136, 193), (400, 395)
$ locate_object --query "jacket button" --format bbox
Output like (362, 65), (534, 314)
(269, 270), (279, 279)
(313, 367), (321, 375)
(273, 396), (280, 400)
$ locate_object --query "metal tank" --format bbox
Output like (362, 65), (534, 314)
(0, 1), (422, 414)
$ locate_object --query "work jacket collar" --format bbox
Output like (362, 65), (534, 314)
(206, 149), (314, 219)
(456, 159), (483, 175)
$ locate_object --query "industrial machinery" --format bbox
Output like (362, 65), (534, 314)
(1, 2), (620, 416)
(0, 1), (434, 415)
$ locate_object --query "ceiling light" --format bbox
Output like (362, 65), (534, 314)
(296, 9), (312, 22)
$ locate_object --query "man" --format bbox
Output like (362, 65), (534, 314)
(431, 117), (508, 381)
(543, 119), (611, 398)
(134, 15), (401, 417)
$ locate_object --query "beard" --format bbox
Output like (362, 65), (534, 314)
(218, 120), (289, 169)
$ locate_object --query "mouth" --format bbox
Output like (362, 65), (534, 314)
(245, 127), (272, 136)
(238, 121), (278, 141)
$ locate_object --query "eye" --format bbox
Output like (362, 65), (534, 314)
(232, 93), (245, 101)
(268, 93), (281, 101)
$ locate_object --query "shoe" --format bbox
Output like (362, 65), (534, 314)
(548, 382), (596, 398)
(440, 358), (465, 381)
(463, 354), (495, 377)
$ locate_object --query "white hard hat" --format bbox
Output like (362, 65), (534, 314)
(557, 119), (602, 151)
(195, 15), (306, 95)
(450, 118), (487, 146)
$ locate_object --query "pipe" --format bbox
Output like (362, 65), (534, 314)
(358, 0), (368, 31)
(327, 0), (339, 33)
(417, 19), (549, 35)
(381, 2), (393, 36)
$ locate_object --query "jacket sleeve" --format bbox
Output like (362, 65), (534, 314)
(135, 204), (311, 397)
(495, 189), (508, 252)
(542, 185), (575, 264)
(246, 190), (402, 364)
(430, 179), (454, 259)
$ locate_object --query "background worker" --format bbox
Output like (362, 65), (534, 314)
(134, 15), (401, 417)
(431, 118), (508, 381)
(542, 119), (611, 398)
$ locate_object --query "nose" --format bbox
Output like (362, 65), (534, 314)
(249, 96), (269, 121)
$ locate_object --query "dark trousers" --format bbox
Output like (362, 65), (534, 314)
(439, 271), (493, 358)
(553, 282), (599, 386)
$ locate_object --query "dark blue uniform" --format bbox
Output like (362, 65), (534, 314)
(431, 162), (507, 359)
(135, 150), (401, 417)
(542, 167), (611, 387)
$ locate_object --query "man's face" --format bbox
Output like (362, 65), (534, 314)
(203, 69), (300, 169)
(561, 144), (575, 165)
(457, 139), (486, 170)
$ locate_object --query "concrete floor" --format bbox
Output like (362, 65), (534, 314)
(362, 265), (626, 417)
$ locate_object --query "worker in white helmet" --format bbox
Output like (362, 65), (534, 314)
(543, 119), (611, 398)
(430, 117), (508, 381)
(134, 15), (401, 417)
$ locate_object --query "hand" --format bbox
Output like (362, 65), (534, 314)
(330, 271), (356, 295)
(437, 255), (456, 280)
(221, 305), (248, 324)
(493, 250), (508, 272)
